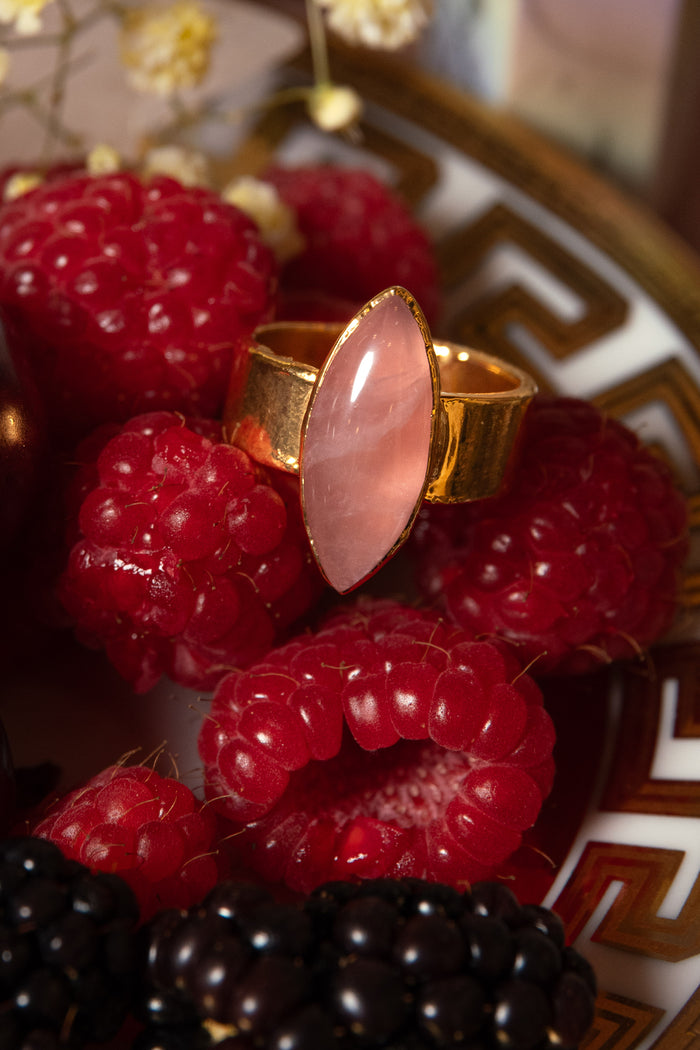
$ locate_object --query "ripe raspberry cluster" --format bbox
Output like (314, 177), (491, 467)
(263, 164), (441, 324)
(0, 171), (277, 441)
(412, 395), (689, 674)
(200, 598), (555, 892)
(58, 411), (323, 692)
(33, 763), (221, 921)
(136, 876), (596, 1050)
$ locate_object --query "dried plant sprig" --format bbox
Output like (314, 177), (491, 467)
(0, 0), (417, 175)
(0, 0), (54, 36)
(222, 174), (304, 263)
(312, 0), (434, 50)
(141, 141), (209, 184)
(119, 0), (216, 97)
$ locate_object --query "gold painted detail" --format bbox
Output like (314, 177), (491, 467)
(554, 841), (700, 962)
(602, 643), (700, 816)
(438, 203), (629, 374)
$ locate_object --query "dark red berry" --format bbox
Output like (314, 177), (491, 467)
(411, 395), (689, 674)
(58, 411), (324, 692)
(32, 764), (221, 921)
(264, 165), (440, 324)
(0, 171), (277, 442)
(200, 597), (555, 892)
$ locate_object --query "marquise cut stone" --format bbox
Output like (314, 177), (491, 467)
(301, 292), (434, 592)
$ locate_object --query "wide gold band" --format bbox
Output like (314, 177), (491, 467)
(224, 323), (537, 503)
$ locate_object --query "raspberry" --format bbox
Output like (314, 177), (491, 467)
(412, 395), (690, 675)
(0, 170), (277, 441)
(263, 164), (441, 324)
(58, 411), (324, 692)
(0, 835), (139, 1048)
(200, 598), (555, 893)
(136, 876), (596, 1050)
(33, 764), (221, 921)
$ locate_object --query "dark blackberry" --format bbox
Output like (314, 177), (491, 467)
(138, 884), (314, 1041)
(0, 836), (139, 1049)
(137, 877), (597, 1050)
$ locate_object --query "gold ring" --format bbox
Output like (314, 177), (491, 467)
(224, 286), (537, 594)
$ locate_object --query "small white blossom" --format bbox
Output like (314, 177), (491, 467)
(87, 144), (121, 175)
(222, 176), (304, 263)
(313, 0), (433, 50)
(0, 0), (52, 35)
(120, 0), (217, 98)
(3, 171), (42, 201)
(306, 82), (362, 133)
(142, 145), (210, 186)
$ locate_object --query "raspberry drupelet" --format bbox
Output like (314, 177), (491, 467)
(412, 395), (690, 675)
(0, 170), (277, 442)
(58, 411), (325, 693)
(200, 598), (555, 894)
(33, 764), (221, 922)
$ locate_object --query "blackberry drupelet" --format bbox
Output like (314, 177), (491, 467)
(137, 876), (596, 1049)
(0, 836), (139, 1049)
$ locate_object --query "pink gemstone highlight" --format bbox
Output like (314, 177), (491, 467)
(301, 293), (434, 592)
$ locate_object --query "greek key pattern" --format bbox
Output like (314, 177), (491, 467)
(603, 644), (700, 816)
(649, 984), (700, 1049)
(584, 993), (664, 1050)
(438, 202), (629, 374)
(554, 842), (700, 961)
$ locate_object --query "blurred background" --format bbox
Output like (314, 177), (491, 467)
(261, 0), (700, 257)
(3, 0), (699, 255)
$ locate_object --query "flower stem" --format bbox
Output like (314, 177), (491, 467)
(305, 0), (330, 86)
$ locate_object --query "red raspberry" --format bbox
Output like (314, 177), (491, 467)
(412, 395), (689, 675)
(200, 598), (555, 894)
(59, 411), (324, 693)
(263, 165), (441, 324)
(33, 764), (220, 921)
(0, 170), (277, 441)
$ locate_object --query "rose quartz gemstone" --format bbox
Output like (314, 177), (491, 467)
(301, 293), (434, 592)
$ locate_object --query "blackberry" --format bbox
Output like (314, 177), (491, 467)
(0, 836), (139, 1049)
(137, 877), (596, 1049)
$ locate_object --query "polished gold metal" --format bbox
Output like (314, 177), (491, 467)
(224, 290), (537, 505)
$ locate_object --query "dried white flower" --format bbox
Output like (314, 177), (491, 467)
(120, 0), (216, 97)
(87, 144), (121, 175)
(222, 176), (304, 263)
(141, 145), (210, 186)
(3, 171), (42, 201)
(313, 0), (433, 50)
(0, 0), (52, 35)
(306, 82), (362, 133)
